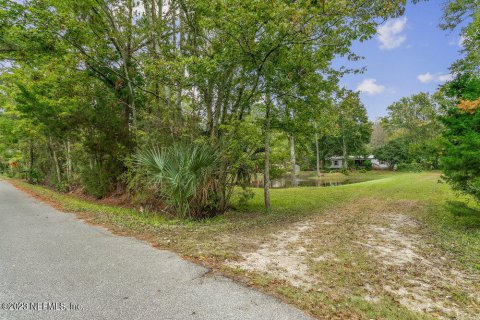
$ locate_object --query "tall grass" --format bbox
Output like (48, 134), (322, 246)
(137, 143), (219, 219)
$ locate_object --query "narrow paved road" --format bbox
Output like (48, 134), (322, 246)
(0, 181), (311, 320)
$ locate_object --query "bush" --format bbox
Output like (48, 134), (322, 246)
(27, 169), (43, 184)
(363, 160), (373, 171)
(235, 187), (255, 207)
(80, 165), (113, 198)
(137, 143), (220, 219)
(270, 164), (287, 180)
(374, 139), (409, 170)
(0, 162), (7, 174)
(397, 162), (424, 172)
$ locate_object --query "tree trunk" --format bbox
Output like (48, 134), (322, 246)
(263, 97), (271, 212)
(28, 138), (34, 183)
(144, 0), (162, 114)
(341, 119), (348, 169)
(174, 4), (183, 130)
(315, 132), (321, 177)
(289, 134), (297, 186)
(342, 133), (348, 169)
(65, 140), (72, 185)
(119, 0), (136, 131)
(53, 150), (61, 184)
(48, 137), (61, 184)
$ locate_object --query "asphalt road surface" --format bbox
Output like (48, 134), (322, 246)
(0, 180), (311, 320)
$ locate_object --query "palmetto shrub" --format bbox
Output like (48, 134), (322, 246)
(137, 143), (220, 219)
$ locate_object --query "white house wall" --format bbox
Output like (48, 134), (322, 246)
(371, 159), (390, 170)
(329, 159), (343, 169)
(327, 157), (391, 170)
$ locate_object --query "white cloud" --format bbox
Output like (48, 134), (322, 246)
(417, 72), (453, 84)
(377, 17), (407, 50)
(417, 73), (434, 83)
(438, 74), (453, 82)
(356, 79), (385, 95)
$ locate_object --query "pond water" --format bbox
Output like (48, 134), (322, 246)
(251, 177), (368, 188)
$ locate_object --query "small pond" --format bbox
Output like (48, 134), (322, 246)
(251, 177), (370, 188)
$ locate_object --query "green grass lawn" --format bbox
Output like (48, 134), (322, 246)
(241, 171), (480, 269)
(4, 171), (480, 319)
(241, 170), (395, 214)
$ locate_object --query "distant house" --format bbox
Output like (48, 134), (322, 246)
(328, 155), (390, 170)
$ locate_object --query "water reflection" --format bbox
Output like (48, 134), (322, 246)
(251, 177), (364, 188)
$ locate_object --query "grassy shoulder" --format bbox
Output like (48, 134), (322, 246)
(4, 172), (480, 319)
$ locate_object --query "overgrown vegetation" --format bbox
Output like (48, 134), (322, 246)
(438, 0), (480, 201)
(0, 0), (415, 217)
(372, 92), (445, 170)
(137, 143), (221, 219)
(0, 1), (477, 213)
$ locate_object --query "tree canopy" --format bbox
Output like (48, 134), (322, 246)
(0, 0), (415, 214)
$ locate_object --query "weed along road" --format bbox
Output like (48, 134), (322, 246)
(0, 181), (311, 320)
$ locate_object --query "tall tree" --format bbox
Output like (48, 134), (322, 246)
(438, 0), (480, 199)
(336, 90), (372, 169)
(0, 0), (415, 214)
(380, 92), (444, 168)
(381, 92), (442, 144)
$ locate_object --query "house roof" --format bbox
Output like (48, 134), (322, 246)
(328, 155), (375, 160)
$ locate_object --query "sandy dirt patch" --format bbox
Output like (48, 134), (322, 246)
(228, 222), (315, 288)
(228, 198), (480, 319)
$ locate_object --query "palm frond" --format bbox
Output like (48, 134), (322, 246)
(137, 143), (219, 218)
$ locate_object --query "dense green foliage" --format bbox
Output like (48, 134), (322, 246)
(438, 0), (480, 201)
(373, 138), (409, 170)
(441, 104), (480, 200)
(374, 92), (444, 170)
(440, 76), (480, 201)
(137, 143), (220, 218)
(0, 0), (409, 216)
(308, 91), (371, 170)
(2, 0), (477, 212)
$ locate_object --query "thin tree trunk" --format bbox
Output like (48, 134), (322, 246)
(289, 134), (296, 186)
(218, 161), (228, 212)
(339, 111), (348, 170)
(28, 138), (34, 182)
(65, 140), (72, 185)
(144, 0), (161, 113)
(342, 132), (348, 169)
(176, 7), (184, 128)
(263, 97), (271, 212)
(53, 150), (61, 184)
(315, 133), (321, 176)
(48, 137), (61, 183)
(117, 0), (136, 130)
(314, 121), (321, 176)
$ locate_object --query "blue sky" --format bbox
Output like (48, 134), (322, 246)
(336, 1), (464, 120)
